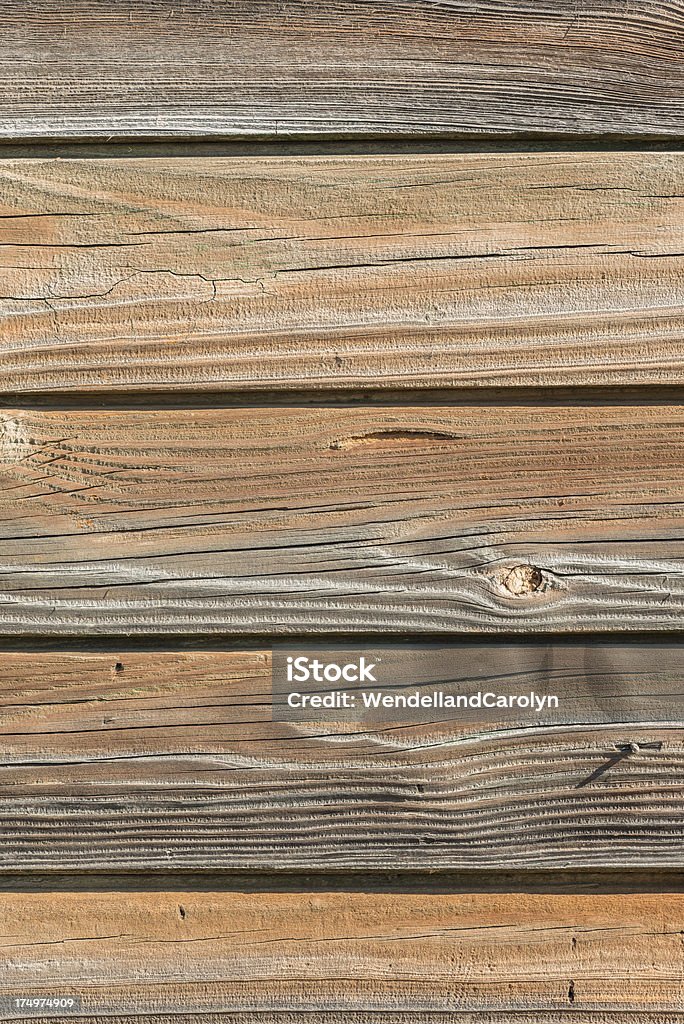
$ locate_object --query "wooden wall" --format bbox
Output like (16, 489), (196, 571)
(0, 2), (683, 1021)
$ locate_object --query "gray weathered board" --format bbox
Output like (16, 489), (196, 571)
(0, 401), (683, 633)
(1, 1), (683, 139)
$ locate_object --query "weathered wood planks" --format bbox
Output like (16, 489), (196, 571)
(9, 1018), (684, 1024)
(4, 1017), (683, 1024)
(0, 645), (681, 870)
(1, 400), (684, 633)
(1, 2), (683, 1018)
(0, 888), (683, 1013)
(0, 153), (683, 391)
(2, 1), (684, 140)
(5, 1017), (682, 1024)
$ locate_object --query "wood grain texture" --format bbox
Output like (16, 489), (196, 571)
(0, 645), (681, 869)
(2, 1), (684, 139)
(11, 1019), (684, 1024)
(1, 400), (684, 633)
(0, 889), (683, 1014)
(7, 1018), (684, 1024)
(0, 153), (683, 391)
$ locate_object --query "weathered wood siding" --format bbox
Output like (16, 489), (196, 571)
(1, 401), (684, 633)
(0, 1), (682, 1020)
(2, 1), (684, 139)
(0, 153), (682, 392)
(1, 888), (684, 1013)
(0, 645), (680, 870)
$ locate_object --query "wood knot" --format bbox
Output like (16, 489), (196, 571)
(497, 564), (544, 597)
(0, 414), (31, 463)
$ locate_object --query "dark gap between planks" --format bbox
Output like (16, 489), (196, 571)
(0, 631), (683, 653)
(3, 386), (684, 410)
(1, 870), (683, 894)
(1, 138), (684, 159)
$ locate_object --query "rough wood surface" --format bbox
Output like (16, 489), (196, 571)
(11, 1019), (684, 1024)
(0, 645), (681, 869)
(0, 153), (683, 391)
(0, 889), (682, 1015)
(1, 400), (684, 633)
(4, 2), (684, 1010)
(2, 1), (684, 139)
(7, 1017), (684, 1024)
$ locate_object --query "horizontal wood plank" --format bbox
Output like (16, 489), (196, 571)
(2, 1), (684, 139)
(1, 400), (684, 633)
(6, 1019), (683, 1024)
(0, 888), (683, 1015)
(0, 153), (683, 391)
(10, 1018), (684, 1024)
(0, 645), (681, 869)
(5, 1017), (684, 1024)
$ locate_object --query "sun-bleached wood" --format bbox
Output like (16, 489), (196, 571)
(0, 889), (683, 1014)
(0, 153), (683, 391)
(2, 1), (684, 139)
(6, 1018), (683, 1024)
(6, 1018), (682, 1024)
(0, 401), (684, 633)
(0, 646), (681, 869)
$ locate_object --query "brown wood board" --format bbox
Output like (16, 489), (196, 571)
(0, 401), (684, 633)
(0, 889), (683, 1014)
(0, 153), (683, 391)
(0, 645), (681, 870)
(2, 1), (684, 139)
